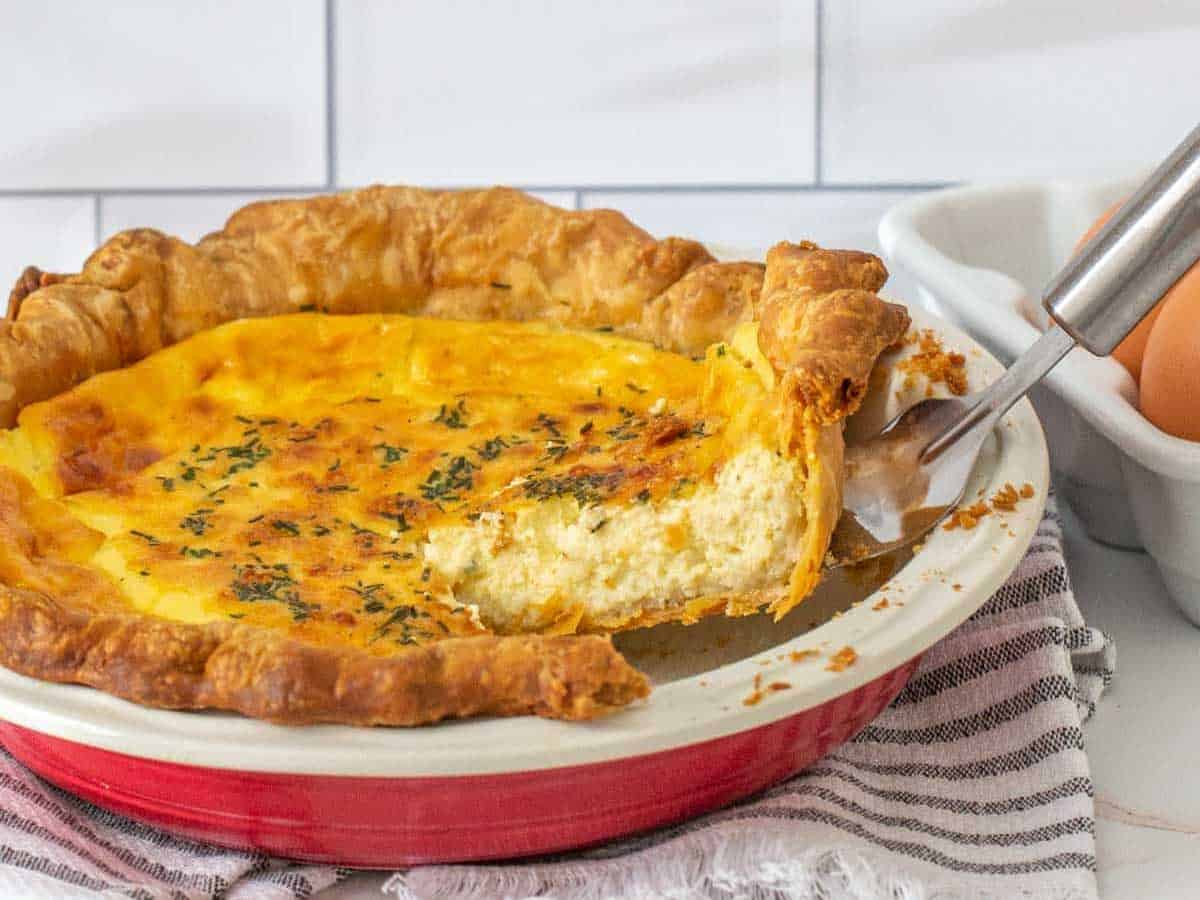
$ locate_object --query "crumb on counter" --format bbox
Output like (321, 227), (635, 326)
(897, 329), (969, 397)
(826, 646), (858, 672)
(872, 597), (890, 611)
(789, 649), (819, 663)
(1020, 482), (1035, 499)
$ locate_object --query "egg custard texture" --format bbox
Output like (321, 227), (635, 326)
(0, 313), (824, 655)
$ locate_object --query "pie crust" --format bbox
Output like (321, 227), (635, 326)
(0, 187), (908, 725)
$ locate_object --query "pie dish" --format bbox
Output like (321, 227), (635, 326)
(0, 302), (1050, 866)
(0, 187), (907, 727)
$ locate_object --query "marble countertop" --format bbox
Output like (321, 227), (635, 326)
(1062, 505), (1200, 898)
(324, 503), (1182, 899)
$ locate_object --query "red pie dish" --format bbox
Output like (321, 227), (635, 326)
(0, 306), (1046, 865)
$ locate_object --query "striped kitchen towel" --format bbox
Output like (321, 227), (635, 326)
(386, 495), (1114, 900)
(0, 495), (1112, 899)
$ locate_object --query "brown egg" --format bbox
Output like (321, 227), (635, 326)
(1140, 270), (1200, 441)
(1075, 202), (1167, 383)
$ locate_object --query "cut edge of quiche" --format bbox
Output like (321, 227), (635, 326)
(0, 186), (909, 726)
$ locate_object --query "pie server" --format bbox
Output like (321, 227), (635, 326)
(831, 122), (1200, 564)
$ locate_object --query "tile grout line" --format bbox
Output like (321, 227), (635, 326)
(538, 182), (954, 196)
(0, 183), (952, 198)
(568, 181), (952, 197)
(325, 0), (337, 190)
(813, 0), (824, 185)
(0, 186), (331, 198)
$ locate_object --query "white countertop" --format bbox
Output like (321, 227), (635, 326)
(322, 504), (1188, 900)
(1062, 505), (1200, 899)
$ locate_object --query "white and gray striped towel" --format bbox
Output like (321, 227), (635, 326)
(0, 495), (1113, 899)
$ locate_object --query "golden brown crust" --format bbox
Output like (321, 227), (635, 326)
(0, 190), (901, 428)
(0, 188), (718, 426)
(0, 583), (647, 725)
(0, 186), (906, 726)
(758, 241), (910, 423)
(639, 260), (763, 353)
(7, 266), (46, 319)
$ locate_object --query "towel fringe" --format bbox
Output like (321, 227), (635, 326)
(383, 826), (1095, 900)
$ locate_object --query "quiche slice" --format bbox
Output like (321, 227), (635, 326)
(0, 187), (908, 726)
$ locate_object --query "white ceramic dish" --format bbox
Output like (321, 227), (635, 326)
(0, 306), (1048, 776)
(880, 177), (1200, 625)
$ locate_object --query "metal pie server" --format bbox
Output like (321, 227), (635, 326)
(830, 122), (1200, 565)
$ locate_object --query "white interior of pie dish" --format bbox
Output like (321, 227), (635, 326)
(879, 179), (1200, 626)
(0, 304), (1048, 777)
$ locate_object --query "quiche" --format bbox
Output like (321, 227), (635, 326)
(0, 187), (908, 726)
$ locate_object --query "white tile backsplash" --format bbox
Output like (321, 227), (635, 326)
(3, 1), (1198, 283)
(580, 189), (925, 300)
(335, 0), (817, 187)
(0, 2), (326, 190)
(0, 197), (96, 290)
(581, 189), (918, 252)
(100, 190), (578, 245)
(822, 0), (1200, 183)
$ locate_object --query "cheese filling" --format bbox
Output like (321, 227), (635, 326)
(424, 444), (803, 631)
(0, 313), (810, 652)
